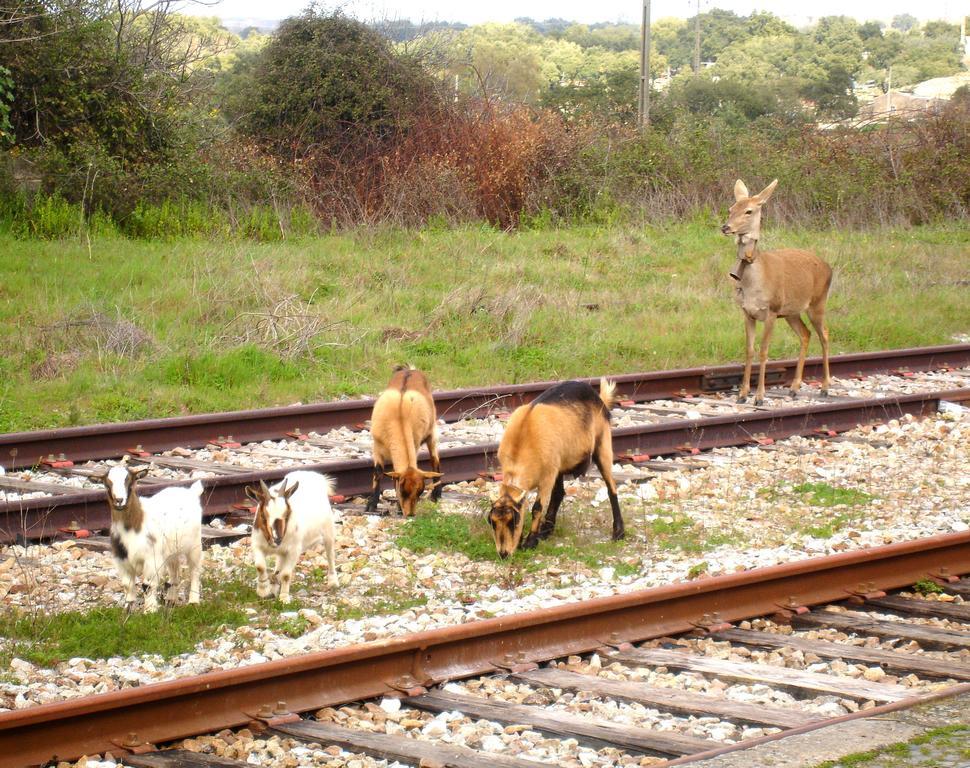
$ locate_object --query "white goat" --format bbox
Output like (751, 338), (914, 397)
(246, 470), (338, 604)
(97, 464), (204, 612)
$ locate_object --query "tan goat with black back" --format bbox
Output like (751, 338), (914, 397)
(487, 378), (624, 559)
(367, 366), (443, 516)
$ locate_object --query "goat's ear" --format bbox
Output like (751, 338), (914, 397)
(92, 469), (109, 483)
(420, 470), (444, 479)
(245, 484), (261, 502)
(754, 178), (778, 204)
(733, 179), (749, 202)
(131, 465), (150, 480)
(505, 484), (527, 504)
(385, 470), (403, 479)
(282, 480), (299, 499)
(259, 479), (271, 496)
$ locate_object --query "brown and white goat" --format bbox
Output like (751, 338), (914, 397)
(367, 366), (443, 516)
(721, 179), (833, 404)
(96, 463), (203, 612)
(487, 378), (625, 559)
(246, 470), (338, 604)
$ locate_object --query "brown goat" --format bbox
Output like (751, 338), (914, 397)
(367, 366), (443, 516)
(487, 378), (624, 559)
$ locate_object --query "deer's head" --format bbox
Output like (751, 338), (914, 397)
(721, 179), (778, 248)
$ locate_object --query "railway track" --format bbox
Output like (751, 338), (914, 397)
(2, 533), (969, 767)
(2, 345), (969, 543)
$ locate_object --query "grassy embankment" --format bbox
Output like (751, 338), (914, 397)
(0, 220), (967, 433)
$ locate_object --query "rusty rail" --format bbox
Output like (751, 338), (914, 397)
(4, 385), (969, 543)
(1, 530), (968, 767)
(2, 344), (968, 472)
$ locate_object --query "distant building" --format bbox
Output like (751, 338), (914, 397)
(857, 72), (970, 121)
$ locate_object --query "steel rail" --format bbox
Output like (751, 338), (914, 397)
(2, 344), (968, 471)
(2, 530), (968, 767)
(4, 386), (969, 543)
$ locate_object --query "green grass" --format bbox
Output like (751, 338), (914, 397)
(0, 574), (304, 667)
(812, 724), (970, 767)
(395, 506), (635, 570)
(759, 482), (874, 538)
(912, 578), (944, 596)
(790, 482), (874, 507)
(0, 603), (249, 666)
(646, 513), (745, 553)
(331, 586), (429, 622)
(0, 221), (967, 431)
(395, 506), (739, 571)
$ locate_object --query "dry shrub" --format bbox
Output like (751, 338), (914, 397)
(303, 100), (579, 229)
(221, 292), (349, 361)
(30, 351), (82, 380)
(44, 309), (153, 359)
(431, 285), (542, 346)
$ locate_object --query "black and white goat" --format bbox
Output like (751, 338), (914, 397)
(96, 464), (204, 612)
(246, 470), (338, 604)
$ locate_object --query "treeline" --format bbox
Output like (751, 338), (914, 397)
(1, 2), (968, 237)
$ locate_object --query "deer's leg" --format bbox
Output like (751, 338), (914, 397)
(755, 313), (777, 406)
(739, 314), (757, 402)
(784, 315), (811, 397)
(807, 305), (830, 396)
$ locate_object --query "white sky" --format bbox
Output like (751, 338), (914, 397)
(180, 0), (967, 26)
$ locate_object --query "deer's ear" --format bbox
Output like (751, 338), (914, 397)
(755, 179), (778, 203)
(733, 179), (749, 202)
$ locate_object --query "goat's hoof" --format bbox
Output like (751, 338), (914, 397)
(520, 535), (539, 550)
(820, 388), (829, 398)
(737, 394), (749, 403)
(328, 574), (339, 588)
(753, 397), (764, 406)
(788, 388), (799, 399)
(279, 595), (292, 605)
(612, 529), (626, 542)
(257, 585), (273, 599)
(188, 595), (201, 605)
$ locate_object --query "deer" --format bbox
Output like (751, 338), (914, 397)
(721, 179), (832, 405)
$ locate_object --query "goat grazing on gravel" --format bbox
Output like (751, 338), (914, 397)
(96, 464), (203, 612)
(246, 470), (338, 604)
(722, 178), (833, 405)
(367, 365), (443, 517)
(487, 378), (625, 559)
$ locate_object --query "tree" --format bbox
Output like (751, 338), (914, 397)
(891, 14), (918, 33)
(858, 21), (884, 41)
(1, 1), (218, 158)
(802, 64), (857, 119)
(923, 21), (959, 40)
(244, 11), (441, 153)
(445, 23), (546, 103)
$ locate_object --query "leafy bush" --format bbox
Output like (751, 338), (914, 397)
(243, 11), (442, 154)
